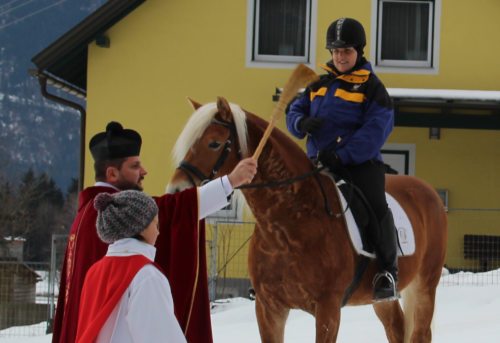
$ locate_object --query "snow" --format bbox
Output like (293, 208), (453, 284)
(280, 88), (500, 102)
(2, 237), (26, 241)
(387, 88), (500, 101)
(1, 270), (499, 342)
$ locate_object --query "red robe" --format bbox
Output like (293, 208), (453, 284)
(52, 186), (212, 343)
(76, 255), (151, 343)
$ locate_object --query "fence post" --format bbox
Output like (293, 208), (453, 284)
(47, 233), (67, 334)
(46, 234), (57, 333)
(208, 222), (218, 301)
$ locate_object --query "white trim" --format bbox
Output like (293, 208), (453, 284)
(381, 143), (416, 176)
(206, 190), (245, 223)
(370, 0), (441, 75)
(246, 0), (317, 69)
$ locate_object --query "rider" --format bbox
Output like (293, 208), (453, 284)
(286, 17), (398, 301)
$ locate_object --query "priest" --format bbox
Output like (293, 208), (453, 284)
(52, 121), (257, 343)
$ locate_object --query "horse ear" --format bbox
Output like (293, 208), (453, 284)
(216, 96), (233, 122)
(186, 97), (202, 110)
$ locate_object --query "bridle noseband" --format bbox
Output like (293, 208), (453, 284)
(177, 118), (240, 186)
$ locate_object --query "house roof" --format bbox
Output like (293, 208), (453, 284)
(0, 262), (41, 280)
(31, 0), (145, 91)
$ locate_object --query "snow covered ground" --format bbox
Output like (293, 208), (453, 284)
(1, 270), (499, 342)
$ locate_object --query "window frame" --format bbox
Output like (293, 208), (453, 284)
(381, 143), (416, 176)
(370, 0), (441, 74)
(246, 0), (317, 69)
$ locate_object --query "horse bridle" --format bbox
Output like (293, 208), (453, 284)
(177, 118), (240, 186)
(177, 117), (337, 218)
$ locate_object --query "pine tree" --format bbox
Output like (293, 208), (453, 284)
(16, 170), (65, 261)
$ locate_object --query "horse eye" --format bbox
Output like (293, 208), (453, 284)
(208, 141), (221, 149)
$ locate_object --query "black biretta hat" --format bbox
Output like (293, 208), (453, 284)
(89, 122), (142, 161)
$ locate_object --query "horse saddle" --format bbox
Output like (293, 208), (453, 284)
(334, 179), (415, 258)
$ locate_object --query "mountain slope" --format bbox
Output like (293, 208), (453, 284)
(0, 0), (105, 191)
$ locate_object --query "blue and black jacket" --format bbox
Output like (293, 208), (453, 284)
(286, 60), (394, 166)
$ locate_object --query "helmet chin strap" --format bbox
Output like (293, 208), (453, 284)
(326, 52), (365, 75)
(356, 50), (364, 64)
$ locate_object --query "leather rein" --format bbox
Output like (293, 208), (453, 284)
(176, 118), (337, 216)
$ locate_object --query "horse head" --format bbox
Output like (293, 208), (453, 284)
(167, 96), (248, 193)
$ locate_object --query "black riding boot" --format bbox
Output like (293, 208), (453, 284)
(373, 209), (399, 301)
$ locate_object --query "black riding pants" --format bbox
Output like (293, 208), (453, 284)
(343, 160), (388, 223)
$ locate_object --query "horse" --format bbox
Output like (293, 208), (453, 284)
(167, 96), (448, 343)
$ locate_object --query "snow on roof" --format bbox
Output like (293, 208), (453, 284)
(277, 88), (500, 103)
(388, 88), (500, 102)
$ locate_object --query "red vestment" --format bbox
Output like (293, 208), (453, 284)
(52, 186), (212, 343)
(76, 255), (151, 343)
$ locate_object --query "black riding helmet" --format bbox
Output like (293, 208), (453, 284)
(325, 17), (366, 51)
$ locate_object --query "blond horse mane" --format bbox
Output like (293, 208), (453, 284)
(172, 102), (249, 164)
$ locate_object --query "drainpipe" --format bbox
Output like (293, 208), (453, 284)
(30, 69), (87, 191)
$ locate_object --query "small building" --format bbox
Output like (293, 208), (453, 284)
(0, 260), (45, 330)
(0, 260), (40, 303)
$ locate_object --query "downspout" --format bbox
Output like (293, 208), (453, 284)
(31, 70), (87, 192)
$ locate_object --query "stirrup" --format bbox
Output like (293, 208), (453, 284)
(372, 271), (399, 302)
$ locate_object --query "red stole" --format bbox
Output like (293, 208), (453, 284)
(76, 255), (151, 343)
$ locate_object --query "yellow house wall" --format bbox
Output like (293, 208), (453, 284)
(85, 0), (293, 192)
(388, 128), (500, 268)
(85, 0), (500, 270)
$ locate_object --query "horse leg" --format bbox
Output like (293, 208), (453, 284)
(255, 296), (290, 343)
(315, 296), (342, 343)
(372, 300), (405, 343)
(402, 276), (437, 343)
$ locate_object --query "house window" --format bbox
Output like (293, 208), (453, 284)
(381, 143), (416, 175)
(436, 188), (449, 212)
(374, 0), (440, 70)
(247, 0), (317, 67)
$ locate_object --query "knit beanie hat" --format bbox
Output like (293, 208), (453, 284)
(94, 190), (159, 244)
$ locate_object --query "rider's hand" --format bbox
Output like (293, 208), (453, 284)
(318, 149), (342, 172)
(298, 117), (323, 134)
(228, 158), (258, 188)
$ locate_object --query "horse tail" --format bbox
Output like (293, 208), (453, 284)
(401, 279), (417, 343)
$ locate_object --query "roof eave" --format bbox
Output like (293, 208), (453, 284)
(31, 0), (146, 90)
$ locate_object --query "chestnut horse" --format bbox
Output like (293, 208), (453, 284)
(167, 97), (447, 343)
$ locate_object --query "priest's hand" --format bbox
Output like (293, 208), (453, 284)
(228, 158), (257, 188)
